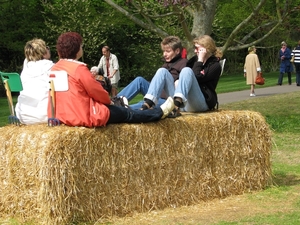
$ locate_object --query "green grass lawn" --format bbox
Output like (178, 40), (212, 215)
(0, 97), (12, 127)
(216, 71), (279, 93)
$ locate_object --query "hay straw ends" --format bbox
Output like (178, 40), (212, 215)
(0, 110), (272, 224)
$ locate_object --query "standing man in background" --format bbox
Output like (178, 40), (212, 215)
(97, 46), (120, 97)
(292, 40), (300, 86)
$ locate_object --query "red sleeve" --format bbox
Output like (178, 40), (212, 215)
(76, 65), (111, 105)
(181, 48), (187, 59)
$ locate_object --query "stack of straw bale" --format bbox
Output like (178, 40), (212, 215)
(0, 110), (272, 225)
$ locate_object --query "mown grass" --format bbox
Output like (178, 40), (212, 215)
(1, 71), (300, 225)
(220, 91), (300, 133)
(0, 97), (12, 127)
(216, 71), (280, 93)
(212, 91), (300, 225)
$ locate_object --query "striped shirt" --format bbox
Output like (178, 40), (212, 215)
(291, 46), (300, 64)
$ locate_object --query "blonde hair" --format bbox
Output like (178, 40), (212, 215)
(248, 46), (256, 52)
(215, 47), (223, 59)
(193, 35), (218, 56)
(24, 38), (47, 62)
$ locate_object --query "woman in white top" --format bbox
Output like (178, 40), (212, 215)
(15, 39), (54, 124)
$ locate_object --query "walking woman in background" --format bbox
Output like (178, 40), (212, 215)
(244, 46), (261, 97)
(277, 41), (293, 85)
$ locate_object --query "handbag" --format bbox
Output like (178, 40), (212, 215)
(290, 55), (295, 63)
(255, 72), (265, 85)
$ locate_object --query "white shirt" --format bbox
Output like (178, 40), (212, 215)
(98, 53), (120, 84)
(15, 59), (54, 125)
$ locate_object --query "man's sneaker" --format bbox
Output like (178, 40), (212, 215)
(250, 93), (256, 97)
(160, 97), (175, 119)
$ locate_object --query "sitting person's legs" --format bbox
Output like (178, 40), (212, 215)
(117, 76), (150, 101)
(107, 96), (174, 123)
(130, 98), (166, 110)
(143, 68), (175, 108)
(117, 76), (166, 110)
(174, 67), (208, 112)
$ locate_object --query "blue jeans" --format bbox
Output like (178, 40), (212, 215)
(174, 67), (208, 112)
(107, 105), (162, 124)
(117, 76), (166, 110)
(145, 67), (208, 112)
(144, 68), (175, 105)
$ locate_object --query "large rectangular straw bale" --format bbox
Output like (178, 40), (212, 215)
(0, 110), (272, 225)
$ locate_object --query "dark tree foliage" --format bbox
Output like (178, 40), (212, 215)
(127, 0), (188, 6)
(0, 0), (47, 96)
(41, 0), (163, 86)
(0, 0), (46, 73)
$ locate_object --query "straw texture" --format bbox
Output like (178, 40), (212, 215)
(0, 110), (272, 225)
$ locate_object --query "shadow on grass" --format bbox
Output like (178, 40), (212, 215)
(272, 173), (300, 187)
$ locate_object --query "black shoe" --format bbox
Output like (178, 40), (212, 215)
(140, 99), (154, 110)
(140, 103), (151, 110)
(277, 83), (282, 86)
(297, 84), (300, 86)
(167, 107), (182, 118)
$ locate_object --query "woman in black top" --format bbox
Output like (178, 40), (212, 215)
(142, 35), (222, 116)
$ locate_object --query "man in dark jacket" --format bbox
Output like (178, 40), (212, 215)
(117, 36), (188, 110)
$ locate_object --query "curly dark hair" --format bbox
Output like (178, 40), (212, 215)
(56, 32), (83, 59)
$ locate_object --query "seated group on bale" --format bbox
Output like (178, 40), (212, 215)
(15, 32), (222, 127)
